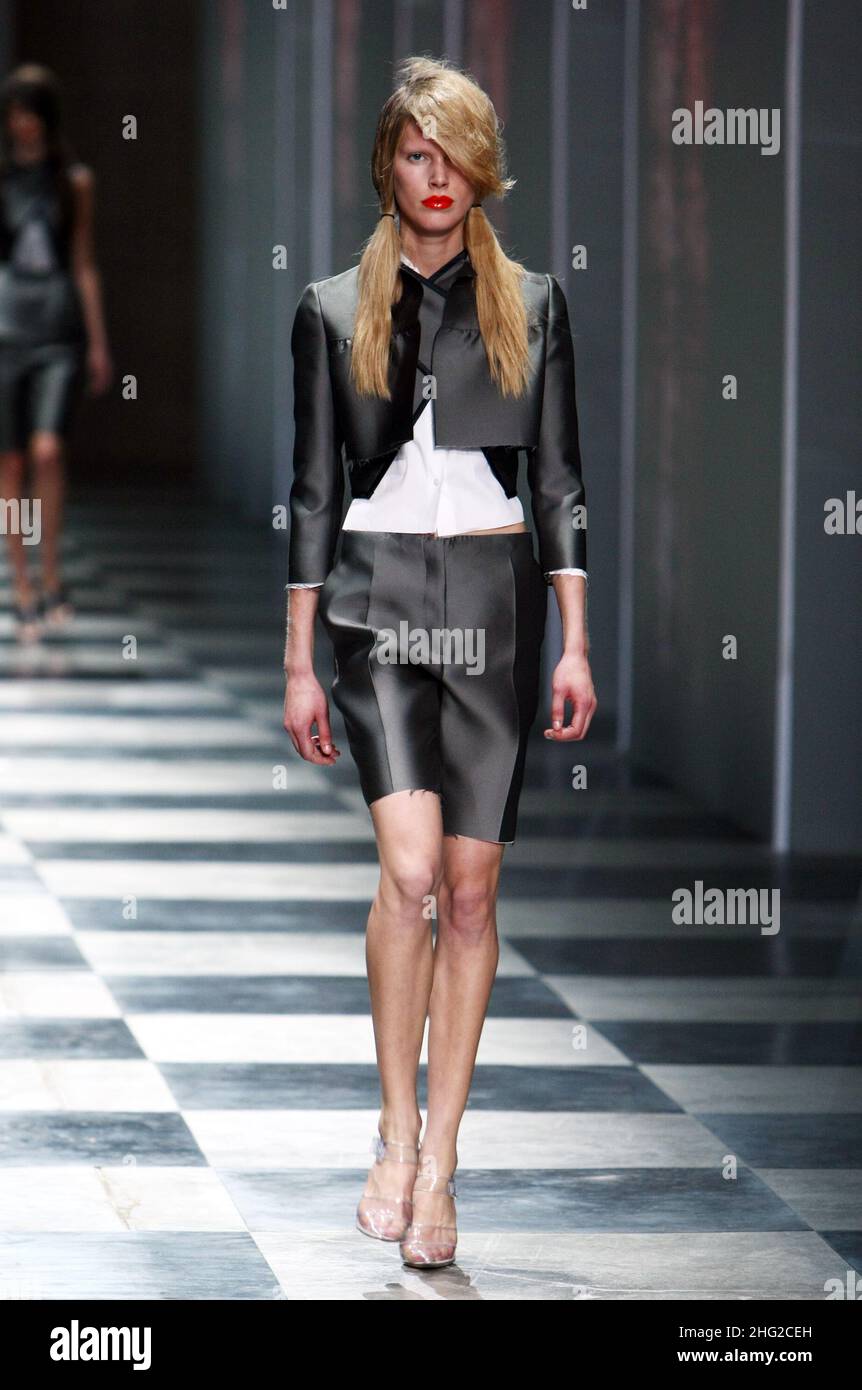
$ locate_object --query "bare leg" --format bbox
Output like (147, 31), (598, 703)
(1, 447), (33, 596)
(29, 430), (73, 621)
(358, 788), (444, 1235)
(404, 832), (505, 1263)
(0, 447), (42, 639)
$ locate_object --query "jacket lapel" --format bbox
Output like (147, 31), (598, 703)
(325, 255), (541, 459)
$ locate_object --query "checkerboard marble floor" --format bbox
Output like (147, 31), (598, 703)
(1, 489), (860, 1301)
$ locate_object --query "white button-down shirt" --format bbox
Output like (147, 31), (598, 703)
(288, 252), (588, 588)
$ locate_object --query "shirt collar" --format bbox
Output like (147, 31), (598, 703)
(399, 247), (473, 290)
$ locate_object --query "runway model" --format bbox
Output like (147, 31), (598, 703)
(0, 64), (112, 641)
(283, 57), (596, 1269)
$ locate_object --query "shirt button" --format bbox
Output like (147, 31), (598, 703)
(432, 478), (440, 487)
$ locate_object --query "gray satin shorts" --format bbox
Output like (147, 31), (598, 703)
(0, 341), (85, 451)
(318, 530), (547, 843)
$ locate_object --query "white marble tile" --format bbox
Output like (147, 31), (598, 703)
(548, 975), (862, 1021)
(185, 1107), (728, 1169)
(0, 715), (274, 748)
(0, 895), (74, 936)
(127, 1013), (379, 1063)
(0, 1060), (176, 1110)
(201, 672), (284, 692)
(257, 1229), (852, 1300)
(0, 835), (31, 865)
(0, 757), (322, 795)
(475, 1016), (627, 1066)
(37, 861), (380, 900)
(126, 1014), (624, 1065)
(0, 1167), (245, 1231)
(76, 930), (533, 977)
(0, 972), (120, 1018)
(643, 1065), (862, 1114)
(0, 681), (233, 709)
(6, 809), (374, 843)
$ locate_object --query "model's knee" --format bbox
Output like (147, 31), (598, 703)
(380, 859), (441, 917)
(30, 436), (63, 474)
(443, 878), (497, 941)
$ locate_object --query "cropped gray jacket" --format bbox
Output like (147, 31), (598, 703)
(287, 254), (587, 585)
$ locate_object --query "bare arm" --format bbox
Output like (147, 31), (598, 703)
(68, 164), (112, 393)
(282, 587), (340, 764)
(544, 573), (597, 741)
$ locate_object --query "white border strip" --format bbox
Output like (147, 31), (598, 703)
(772, 0), (804, 850)
(616, 0), (640, 752)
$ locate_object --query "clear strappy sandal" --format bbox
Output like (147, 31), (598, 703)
(399, 1153), (458, 1269)
(13, 591), (43, 643)
(355, 1133), (420, 1241)
(38, 582), (75, 626)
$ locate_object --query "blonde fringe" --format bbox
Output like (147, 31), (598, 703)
(350, 57), (531, 401)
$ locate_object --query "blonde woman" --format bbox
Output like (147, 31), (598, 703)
(283, 57), (596, 1269)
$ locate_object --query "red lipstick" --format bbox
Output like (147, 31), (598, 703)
(421, 195), (453, 209)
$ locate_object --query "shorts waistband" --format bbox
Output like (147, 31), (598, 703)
(339, 529), (535, 549)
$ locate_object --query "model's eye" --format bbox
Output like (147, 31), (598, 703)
(406, 151), (427, 162)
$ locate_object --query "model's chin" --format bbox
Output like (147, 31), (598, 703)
(403, 206), (462, 233)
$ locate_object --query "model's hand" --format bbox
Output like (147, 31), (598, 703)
(87, 344), (113, 395)
(283, 671), (341, 764)
(544, 652), (597, 740)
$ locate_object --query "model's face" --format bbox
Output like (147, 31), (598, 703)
(6, 101), (44, 148)
(392, 120), (475, 235)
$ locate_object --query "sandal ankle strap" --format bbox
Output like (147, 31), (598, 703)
(372, 1134), (419, 1164)
(412, 1172), (457, 1197)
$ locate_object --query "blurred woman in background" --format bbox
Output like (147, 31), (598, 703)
(0, 63), (112, 641)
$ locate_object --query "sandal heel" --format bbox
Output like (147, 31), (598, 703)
(356, 1133), (419, 1242)
(400, 1155), (458, 1269)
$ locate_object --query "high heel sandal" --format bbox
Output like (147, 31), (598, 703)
(12, 593), (43, 641)
(399, 1154), (458, 1269)
(38, 582), (74, 625)
(355, 1133), (419, 1241)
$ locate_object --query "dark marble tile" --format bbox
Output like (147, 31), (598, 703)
(222, 1165), (805, 1234)
(110, 975), (375, 1015)
(0, 1112), (205, 1165)
(0, 663), (194, 682)
(0, 793), (344, 811)
(0, 937), (88, 970)
(500, 865), (862, 900)
(27, 841), (380, 863)
(516, 812), (755, 840)
(59, 899), (370, 931)
(454, 1063), (681, 1112)
(695, 1114), (862, 1168)
(0, 1020), (144, 1059)
(513, 938), (862, 977)
(593, 1021), (862, 1064)
(159, 1062), (679, 1112)
(107, 974), (573, 1017)
(160, 1061), (391, 1109)
(0, 1233), (279, 1299)
(0, 704), (250, 718)
(817, 1231), (862, 1274)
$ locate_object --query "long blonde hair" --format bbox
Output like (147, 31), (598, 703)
(350, 56), (531, 401)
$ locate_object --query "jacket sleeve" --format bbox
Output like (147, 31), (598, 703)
(527, 273), (587, 580)
(287, 281), (345, 585)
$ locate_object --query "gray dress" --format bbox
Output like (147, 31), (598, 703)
(0, 156), (87, 449)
